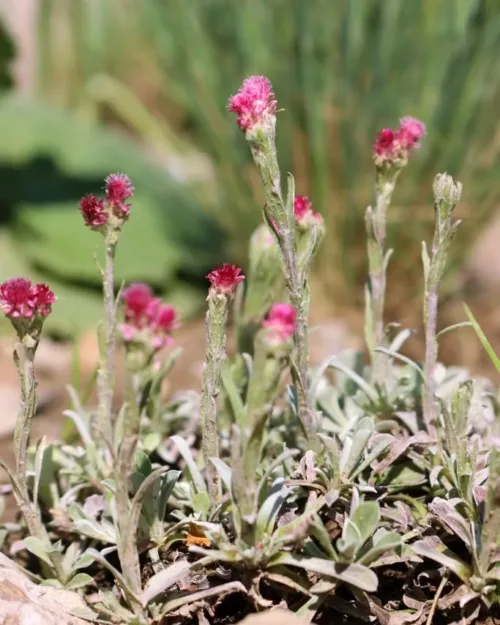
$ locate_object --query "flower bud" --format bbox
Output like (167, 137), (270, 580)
(432, 173), (462, 211)
(120, 282), (178, 365)
(79, 195), (108, 231)
(261, 303), (296, 346)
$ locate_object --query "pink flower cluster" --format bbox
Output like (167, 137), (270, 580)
(79, 173), (134, 230)
(120, 282), (177, 350)
(228, 75), (277, 132)
(373, 117), (426, 165)
(262, 303), (296, 343)
(293, 196), (322, 226)
(206, 264), (245, 295)
(0, 278), (55, 319)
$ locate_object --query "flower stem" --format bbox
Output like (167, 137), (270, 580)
(423, 288), (438, 438)
(423, 173), (462, 437)
(97, 234), (117, 449)
(250, 137), (316, 444)
(201, 294), (229, 504)
(12, 338), (65, 582)
(115, 371), (142, 604)
(365, 171), (398, 380)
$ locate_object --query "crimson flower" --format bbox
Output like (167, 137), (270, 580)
(228, 75), (277, 132)
(79, 195), (108, 229)
(293, 195), (322, 225)
(122, 282), (154, 326)
(105, 173), (134, 204)
(373, 117), (425, 165)
(206, 264), (245, 295)
(120, 282), (177, 350)
(373, 128), (399, 158)
(0, 278), (55, 319)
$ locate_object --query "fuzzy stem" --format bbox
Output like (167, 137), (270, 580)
(115, 371), (143, 605)
(201, 293), (230, 504)
(97, 234), (117, 449)
(13, 339), (37, 497)
(12, 339), (65, 582)
(366, 171), (398, 380)
(423, 289), (438, 438)
(249, 136), (316, 444)
(423, 173), (462, 438)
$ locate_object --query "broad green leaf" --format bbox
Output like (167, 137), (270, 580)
(358, 531), (402, 566)
(73, 519), (116, 544)
(192, 492), (211, 517)
(351, 502), (380, 545)
(337, 519), (362, 560)
(66, 573), (94, 590)
(23, 536), (53, 567)
(412, 540), (471, 583)
(270, 553), (378, 592)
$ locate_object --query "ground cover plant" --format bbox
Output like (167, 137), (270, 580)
(0, 75), (499, 625)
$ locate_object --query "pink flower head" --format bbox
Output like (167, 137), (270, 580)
(373, 117), (425, 166)
(228, 75), (277, 132)
(262, 303), (296, 342)
(293, 195), (322, 226)
(31, 283), (56, 317)
(149, 302), (178, 348)
(294, 196), (313, 221)
(120, 282), (178, 351)
(122, 282), (153, 325)
(373, 128), (398, 158)
(0, 278), (55, 320)
(79, 195), (108, 229)
(398, 116), (426, 149)
(105, 173), (134, 204)
(206, 264), (245, 295)
(105, 173), (134, 219)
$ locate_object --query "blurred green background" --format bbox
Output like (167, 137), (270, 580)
(1, 0), (500, 344)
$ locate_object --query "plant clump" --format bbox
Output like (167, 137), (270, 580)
(0, 75), (499, 625)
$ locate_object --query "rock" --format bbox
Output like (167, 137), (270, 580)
(0, 553), (90, 625)
(237, 610), (313, 625)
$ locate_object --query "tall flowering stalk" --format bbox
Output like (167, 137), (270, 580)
(202, 264), (245, 504)
(0, 278), (64, 580)
(422, 174), (462, 437)
(366, 117), (426, 378)
(229, 77), (323, 443)
(79, 173), (133, 448)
